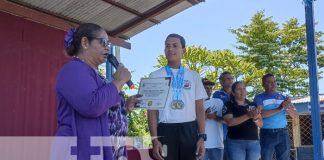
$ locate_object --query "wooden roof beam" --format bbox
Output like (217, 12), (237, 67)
(186, 0), (205, 5)
(103, 0), (160, 24)
(110, 0), (185, 37)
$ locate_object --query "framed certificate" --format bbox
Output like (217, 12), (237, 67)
(136, 77), (171, 109)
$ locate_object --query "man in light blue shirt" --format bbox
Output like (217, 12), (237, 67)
(254, 74), (298, 160)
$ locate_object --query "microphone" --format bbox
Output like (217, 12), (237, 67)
(107, 54), (135, 89)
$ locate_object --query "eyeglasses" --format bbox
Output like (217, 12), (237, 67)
(89, 37), (111, 48)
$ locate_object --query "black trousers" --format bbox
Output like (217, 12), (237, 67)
(157, 121), (198, 160)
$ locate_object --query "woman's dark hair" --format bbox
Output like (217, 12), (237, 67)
(65, 23), (104, 56)
(229, 81), (245, 100)
(166, 33), (186, 48)
(231, 81), (245, 94)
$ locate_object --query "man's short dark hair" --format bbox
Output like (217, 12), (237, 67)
(202, 78), (215, 86)
(166, 33), (186, 48)
(262, 73), (275, 84)
(219, 71), (232, 81)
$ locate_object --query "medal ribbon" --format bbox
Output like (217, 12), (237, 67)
(165, 65), (184, 101)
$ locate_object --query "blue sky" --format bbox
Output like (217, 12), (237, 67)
(118, 0), (324, 95)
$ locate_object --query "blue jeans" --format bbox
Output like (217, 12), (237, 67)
(223, 128), (229, 160)
(227, 138), (260, 160)
(204, 148), (224, 160)
(260, 128), (290, 160)
(223, 139), (229, 160)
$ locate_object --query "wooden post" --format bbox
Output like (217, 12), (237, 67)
(292, 115), (301, 148)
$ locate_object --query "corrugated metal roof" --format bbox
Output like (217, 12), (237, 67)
(123, 20), (155, 38)
(90, 5), (137, 31)
(123, 1), (193, 38)
(117, 0), (164, 13)
(154, 1), (191, 21)
(8, 0), (204, 40)
(292, 95), (324, 104)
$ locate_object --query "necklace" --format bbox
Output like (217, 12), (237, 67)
(73, 56), (85, 62)
(73, 56), (99, 73)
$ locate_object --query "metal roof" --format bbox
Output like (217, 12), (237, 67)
(292, 95), (324, 104)
(3, 0), (204, 47)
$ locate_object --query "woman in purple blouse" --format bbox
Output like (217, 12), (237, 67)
(53, 23), (140, 160)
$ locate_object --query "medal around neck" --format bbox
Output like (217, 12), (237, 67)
(165, 65), (185, 110)
(171, 100), (184, 109)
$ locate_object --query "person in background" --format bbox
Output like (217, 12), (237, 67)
(213, 72), (233, 103)
(148, 33), (207, 160)
(254, 73), (298, 160)
(54, 23), (141, 160)
(213, 71), (234, 160)
(223, 81), (262, 160)
(202, 78), (224, 160)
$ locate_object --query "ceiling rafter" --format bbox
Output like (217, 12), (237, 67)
(102, 0), (160, 24)
(109, 0), (185, 37)
(186, 0), (205, 5)
(3, 0), (204, 47)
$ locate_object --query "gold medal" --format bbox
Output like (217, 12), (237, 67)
(171, 100), (184, 109)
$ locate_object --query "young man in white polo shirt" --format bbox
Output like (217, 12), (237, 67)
(202, 78), (224, 160)
(148, 33), (207, 160)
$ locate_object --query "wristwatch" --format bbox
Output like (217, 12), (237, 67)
(198, 133), (207, 141)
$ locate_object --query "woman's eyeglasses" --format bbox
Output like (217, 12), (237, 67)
(89, 37), (111, 48)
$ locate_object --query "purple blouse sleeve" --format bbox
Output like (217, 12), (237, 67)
(56, 61), (120, 118)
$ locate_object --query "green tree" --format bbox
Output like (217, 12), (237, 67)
(154, 46), (219, 81)
(127, 109), (149, 137)
(231, 11), (324, 96)
(122, 85), (149, 137)
(208, 49), (265, 96)
(126, 94), (151, 148)
(154, 46), (265, 97)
